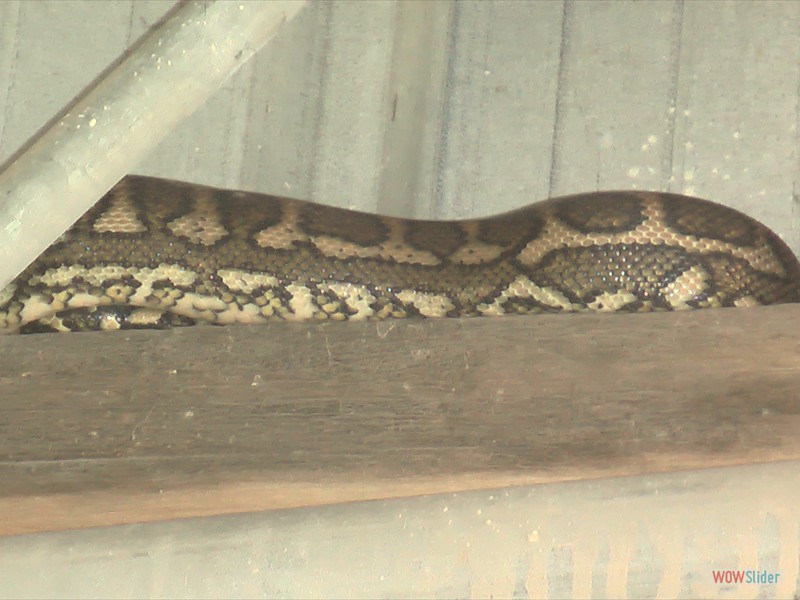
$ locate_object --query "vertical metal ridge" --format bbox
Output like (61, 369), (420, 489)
(432, 0), (463, 219)
(547, 0), (572, 198)
(662, 0), (685, 193)
(307, 1), (335, 201)
(376, 1), (456, 219)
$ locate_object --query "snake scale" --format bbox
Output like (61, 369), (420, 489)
(1, 175), (799, 334)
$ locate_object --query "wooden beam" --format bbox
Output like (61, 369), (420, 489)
(2, 304), (799, 535)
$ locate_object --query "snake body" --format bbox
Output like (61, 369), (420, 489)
(1, 175), (798, 334)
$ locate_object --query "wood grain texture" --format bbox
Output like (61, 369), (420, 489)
(1, 304), (799, 535)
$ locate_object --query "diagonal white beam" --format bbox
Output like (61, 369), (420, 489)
(0, 0), (307, 289)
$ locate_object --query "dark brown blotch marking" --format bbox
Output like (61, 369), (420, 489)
(404, 221), (467, 260)
(660, 195), (759, 246)
(299, 204), (390, 247)
(554, 193), (645, 233)
(476, 208), (546, 250)
(700, 252), (800, 305)
(122, 175), (197, 233)
(530, 243), (694, 304)
(216, 192), (286, 240)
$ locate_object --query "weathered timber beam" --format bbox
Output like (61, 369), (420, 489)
(0, 304), (798, 535)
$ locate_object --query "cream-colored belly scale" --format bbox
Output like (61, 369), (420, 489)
(1, 176), (799, 334)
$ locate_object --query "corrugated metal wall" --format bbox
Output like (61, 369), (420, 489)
(2, 1), (797, 244)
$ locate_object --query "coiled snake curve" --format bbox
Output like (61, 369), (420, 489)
(1, 175), (798, 334)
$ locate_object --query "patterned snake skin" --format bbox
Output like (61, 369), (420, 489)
(1, 175), (799, 334)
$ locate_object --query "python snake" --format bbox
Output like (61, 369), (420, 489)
(1, 175), (798, 334)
